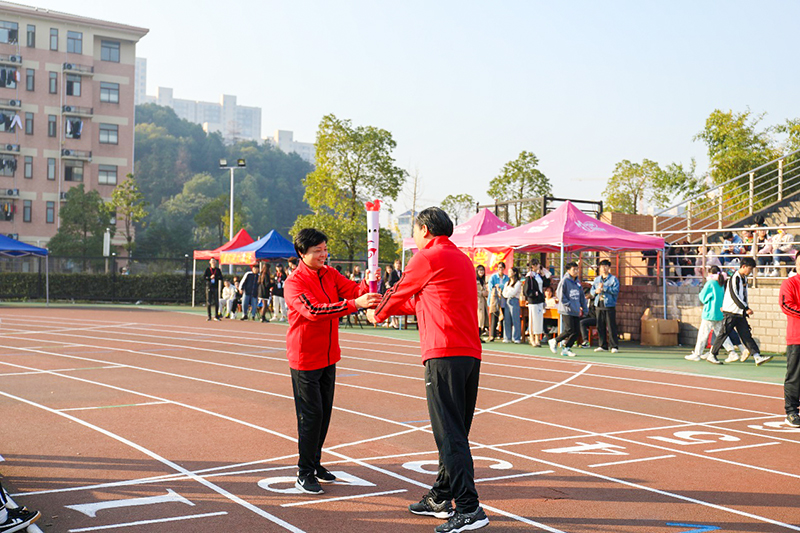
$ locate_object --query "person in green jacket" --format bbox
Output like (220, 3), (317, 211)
(686, 265), (744, 362)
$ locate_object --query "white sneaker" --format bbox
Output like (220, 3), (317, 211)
(706, 353), (723, 364)
(594, 347), (607, 352)
(685, 353), (702, 361)
(610, 348), (619, 354)
(754, 353), (774, 366)
(561, 348), (577, 357)
(700, 352), (709, 360)
(740, 348), (751, 362)
(548, 338), (557, 353)
(724, 352), (740, 363)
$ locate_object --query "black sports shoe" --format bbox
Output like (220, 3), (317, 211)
(409, 493), (454, 519)
(787, 413), (800, 428)
(294, 474), (324, 494)
(315, 466), (337, 483)
(435, 506), (489, 532)
(1, 507), (42, 533)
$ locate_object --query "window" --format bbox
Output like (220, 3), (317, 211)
(65, 118), (83, 139)
(22, 199), (31, 222)
(99, 123), (118, 144)
(49, 71), (57, 94)
(100, 40), (120, 62)
(65, 73), (80, 96)
(0, 21), (18, 44)
(0, 157), (16, 176)
(99, 82), (119, 104)
(47, 158), (55, 180)
(24, 156), (32, 179)
(46, 201), (54, 223)
(25, 68), (34, 91)
(0, 114), (16, 133)
(49, 28), (57, 51)
(64, 160), (83, 182)
(47, 115), (56, 137)
(1, 69), (17, 89)
(98, 165), (117, 185)
(24, 112), (33, 135)
(66, 31), (82, 54)
(26, 24), (34, 48)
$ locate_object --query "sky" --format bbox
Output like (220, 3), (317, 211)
(28, 0), (800, 217)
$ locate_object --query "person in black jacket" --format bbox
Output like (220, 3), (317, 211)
(270, 264), (288, 322)
(579, 286), (597, 347)
(258, 262), (272, 323)
(238, 263), (260, 320)
(523, 259), (549, 347)
(203, 258), (223, 321)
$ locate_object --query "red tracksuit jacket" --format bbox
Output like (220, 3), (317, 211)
(284, 260), (367, 371)
(374, 235), (481, 363)
(779, 274), (800, 345)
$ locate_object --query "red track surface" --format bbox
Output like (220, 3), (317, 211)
(0, 307), (798, 532)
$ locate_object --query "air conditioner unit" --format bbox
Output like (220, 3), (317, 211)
(63, 105), (73, 112)
(7, 233), (18, 240)
(63, 62), (74, 70)
(5, 144), (13, 151)
(11, 188), (18, 196)
(5, 189), (13, 196)
(9, 55), (20, 63)
(59, 192), (67, 200)
(8, 100), (18, 106)
(62, 149), (72, 156)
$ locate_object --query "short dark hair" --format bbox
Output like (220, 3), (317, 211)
(294, 228), (328, 256)
(566, 261), (579, 270)
(598, 259), (611, 267)
(497, 261), (506, 269)
(741, 257), (756, 268)
(528, 259), (540, 267)
(723, 231), (733, 240)
(415, 207), (454, 237)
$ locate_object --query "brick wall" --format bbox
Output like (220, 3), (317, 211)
(616, 284), (788, 353)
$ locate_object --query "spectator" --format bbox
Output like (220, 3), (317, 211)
(685, 265), (741, 362)
(578, 286), (596, 348)
(284, 228), (381, 494)
(706, 257), (773, 366)
(203, 258), (223, 321)
(0, 482), (40, 531)
(231, 275), (242, 318)
(394, 258), (403, 277)
(543, 286), (558, 336)
(740, 228), (754, 255)
(756, 227), (773, 275)
(642, 249), (658, 278)
(502, 266), (523, 343)
(779, 253), (800, 428)
(695, 246), (721, 278)
(238, 263), (260, 320)
(523, 259), (548, 347)
(591, 259), (621, 353)
(476, 265), (489, 340)
(220, 279), (237, 319)
(487, 262), (509, 342)
(719, 231), (743, 264)
(287, 256), (298, 276)
(258, 262), (272, 323)
(350, 265), (363, 283)
(679, 242), (695, 279)
(383, 264), (401, 328)
(549, 262), (588, 357)
(270, 264), (288, 322)
(772, 223), (796, 276)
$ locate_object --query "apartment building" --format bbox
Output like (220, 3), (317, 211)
(0, 2), (147, 246)
(266, 129), (315, 164)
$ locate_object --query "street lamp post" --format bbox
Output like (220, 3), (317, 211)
(218, 158), (246, 274)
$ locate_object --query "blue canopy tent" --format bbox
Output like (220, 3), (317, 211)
(0, 234), (49, 304)
(219, 230), (296, 264)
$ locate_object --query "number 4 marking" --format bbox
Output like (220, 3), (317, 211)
(543, 441), (628, 455)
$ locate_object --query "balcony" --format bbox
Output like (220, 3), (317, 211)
(62, 105), (93, 117)
(61, 149), (92, 161)
(0, 98), (21, 110)
(0, 144), (19, 154)
(0, 53), (22, 67)
(0, 188), (19, 199)
(62, 62), (94, 76)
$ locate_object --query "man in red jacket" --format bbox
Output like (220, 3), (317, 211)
(284, 228), (381, 494)
(369, 207), (488, 533)
(779, 254), (800, 428)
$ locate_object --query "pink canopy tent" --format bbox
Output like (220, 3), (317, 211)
(191, 229), (254, 307)
(402, 208), (514, 251)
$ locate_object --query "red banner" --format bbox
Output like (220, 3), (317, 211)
(463, 247), (513, 276)
(219, 251), (256, 265)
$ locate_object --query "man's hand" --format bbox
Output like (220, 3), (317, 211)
(746, 308), (754, 316)
(366, 309), (377, 324)
(355, 292), (382, 310)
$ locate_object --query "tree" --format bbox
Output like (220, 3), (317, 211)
(602, 159), (700, 214)
(111, 174), (148, 256)
(441, 193), (475, 225)
(294, 114), (406, 261)
(48, 184), (113, 268)
(194, 194), (246, 246)
(486, 151), (552, 225)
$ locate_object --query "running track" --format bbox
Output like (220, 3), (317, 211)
(0, 307), (798, 532)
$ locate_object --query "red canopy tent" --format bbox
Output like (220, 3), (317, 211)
(192, 229), (254, 306)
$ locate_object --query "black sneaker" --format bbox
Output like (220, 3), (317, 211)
(787, 413), (800, 428)
(435, 506), (489, 532)
(294, 474), (324, 494)
(315, 466), (337, 483)
(240, 316), (248, 321)
(1, 507), (42, 533)
(409, 493), (454, 519)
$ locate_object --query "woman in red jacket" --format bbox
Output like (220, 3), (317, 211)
(780, 254), (800, 428)
(284, 228), (381, 494)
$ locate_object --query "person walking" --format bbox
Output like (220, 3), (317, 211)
(591, 259), (621, 353)
(238, 263), (260, 320)
(706, 257), (773, 366)
(203, 258), (223, 321)
(502, 266), (523, 343)
(779, 254), (800, 427)
(487, 262), (509, 342)
(523, 259), (548, 347)
(685, 266), (741, 362)
(284, 228), (381, 494)
(368, 207), (489, 533)
(549, 262), (588, 357)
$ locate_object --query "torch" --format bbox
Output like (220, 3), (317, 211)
(365, 199), (381, 293)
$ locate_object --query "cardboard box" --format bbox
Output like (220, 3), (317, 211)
(640, 308), (680, 346)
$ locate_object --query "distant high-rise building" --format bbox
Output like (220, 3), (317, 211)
(266, 130), (315, 164)
(0, 1), (148, 246)
(134, 57), (147, 105)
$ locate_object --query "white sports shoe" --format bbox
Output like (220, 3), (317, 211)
(724, 352), (740, 363)
(685, 353), (702, 361)
(740, 348), (751, 362)
(594, 347), (607, 352)
(561, 348), (577, 357)
(754, 353), (774, 366)
(548, 338), (557, 353)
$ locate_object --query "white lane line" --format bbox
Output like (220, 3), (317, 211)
(280, 489), (407, 508)
(705, 442), (780, 453)
(68, 511), (228, 532)
(588, 455), (676, 468)
(477, 364), (592, 415)
(57, 401), (170, 412)
(476, 470), (554, 483)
